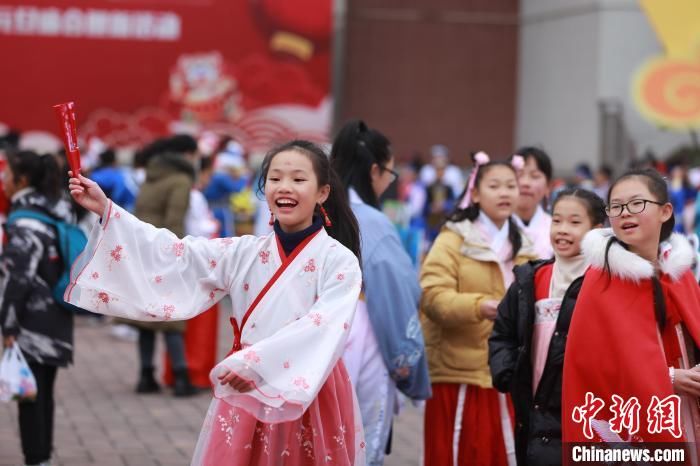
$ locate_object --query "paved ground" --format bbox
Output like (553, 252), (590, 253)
(0, 307), (422, 466)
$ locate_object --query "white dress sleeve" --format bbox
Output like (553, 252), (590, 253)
(211, 246), (362, 423)
(66, 201), (244, 321)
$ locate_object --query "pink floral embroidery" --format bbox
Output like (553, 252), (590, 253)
(220, 237), (234, 247)
(259, 250), (270, 264)
(209, 259), (217, 269)
(293, 377), (310, 390)
(333, 425), (347, 446)
(303, 259), (316, 273)
(243, 283), (249, 291)
(217, 408), (239, 446)
(154, 275), (163, 284)
(173, 242), (185, 257)
(308, 313), (322, 327)
(209, 291), (216, 301)
(163, 304), (175, 320)
(337, 273), (344, 281)
(360, 441), (366, 449)
(343, 322), (349, 331)
(92, 291), (117, 310)
(283, 361), (290, 369)
(110, 245), (123, 262)
(91, 272), (99, 280)
(244, 351), (261, 364)
(114, 211), (121, 219)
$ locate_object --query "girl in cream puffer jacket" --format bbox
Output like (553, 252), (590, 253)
(420, 155), (535, 466)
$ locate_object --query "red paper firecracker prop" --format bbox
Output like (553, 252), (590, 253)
(52, 102), (82, 176)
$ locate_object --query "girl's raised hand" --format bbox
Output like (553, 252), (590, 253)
(68, 172), (108, 216)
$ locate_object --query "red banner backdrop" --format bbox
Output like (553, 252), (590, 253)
(0, 0), (332, 152)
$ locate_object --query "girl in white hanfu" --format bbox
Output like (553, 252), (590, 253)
(66, 140), (366, 466)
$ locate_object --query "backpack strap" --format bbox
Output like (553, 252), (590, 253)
(7, 209), (59, 227)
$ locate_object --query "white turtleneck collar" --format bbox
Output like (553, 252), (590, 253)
(477, 210), (510, 254)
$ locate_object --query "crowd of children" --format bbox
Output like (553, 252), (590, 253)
(2, 124), (700, 466)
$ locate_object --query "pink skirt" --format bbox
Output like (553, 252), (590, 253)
(191, 361), (365, 465)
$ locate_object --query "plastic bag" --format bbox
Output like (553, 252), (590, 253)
(0, 342), (37, 402)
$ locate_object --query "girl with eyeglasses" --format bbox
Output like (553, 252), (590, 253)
(330, 119), (431, 466)
(562, 168), (700, 462)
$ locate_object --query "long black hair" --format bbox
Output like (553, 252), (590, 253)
(603, 168), (674, 330)
(7, 150), (62, 201)
(329, 119), (392, 209)
(257, 140), (361, 261)
(551, 188), (606, 226)
(447, 159), (522, 259)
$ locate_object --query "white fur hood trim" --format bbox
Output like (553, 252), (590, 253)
(582, 228), (694, 283)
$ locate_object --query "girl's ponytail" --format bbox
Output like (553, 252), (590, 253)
(330, 119), (391, 209)
(507, 216), (522, 260)
(40, 153), (62, 201)
(7, 150), (62, 201)
(321, 167), (361, 261)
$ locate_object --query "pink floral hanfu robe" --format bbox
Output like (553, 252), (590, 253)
(66, 202), (366, 466)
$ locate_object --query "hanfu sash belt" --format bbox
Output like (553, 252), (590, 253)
(228, 229), (322, 355)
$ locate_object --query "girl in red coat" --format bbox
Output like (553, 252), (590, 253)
(563, 168), (700, 463)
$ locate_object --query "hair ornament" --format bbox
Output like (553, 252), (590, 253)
(511, 154), (525, 171)
(459, 151), (490, 209)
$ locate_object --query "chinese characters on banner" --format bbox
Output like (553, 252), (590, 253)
(0, 6), (180, 41)
(572, 392), (683, 441)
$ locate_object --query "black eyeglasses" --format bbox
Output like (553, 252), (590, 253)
(605, 199), (664, 218)
(381, 166), (399, 182)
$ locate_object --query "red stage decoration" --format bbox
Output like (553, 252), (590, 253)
(0, 2), (332, 152)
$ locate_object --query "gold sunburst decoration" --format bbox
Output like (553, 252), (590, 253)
(633, 0), (700, 129)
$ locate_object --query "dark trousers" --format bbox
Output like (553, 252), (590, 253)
(18, 362), (58, 465)
(138, 329), (187, 371)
